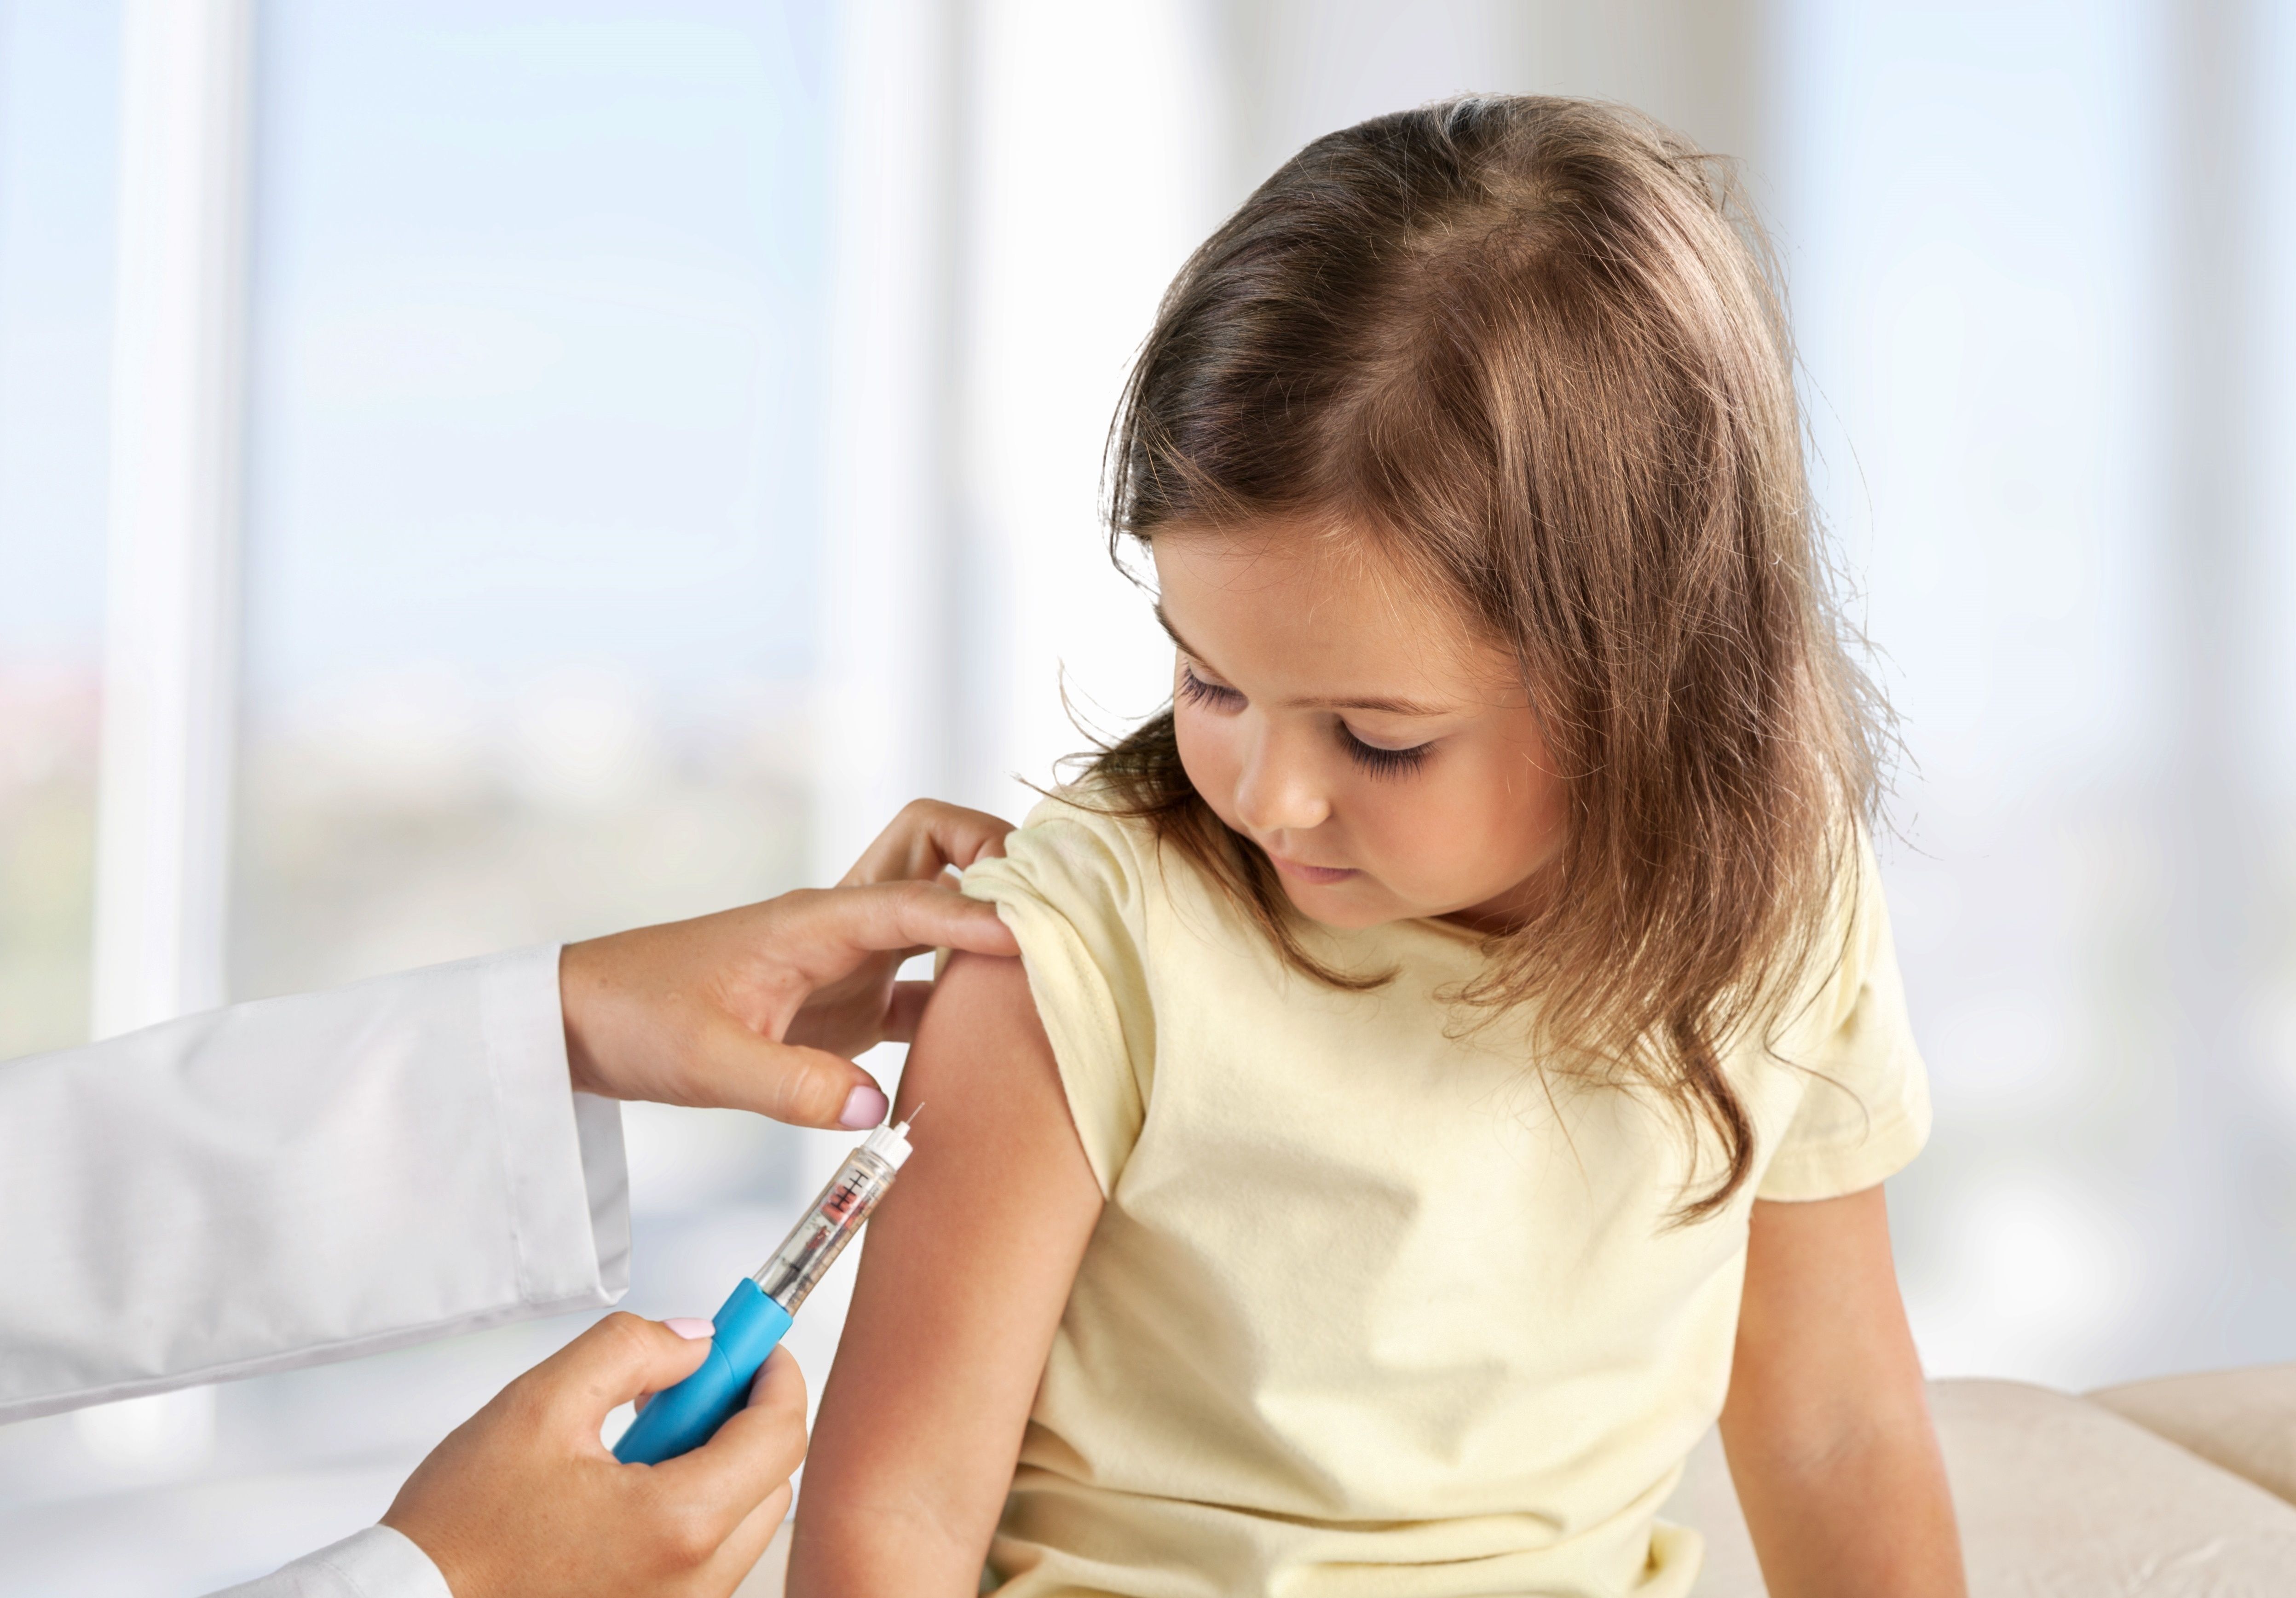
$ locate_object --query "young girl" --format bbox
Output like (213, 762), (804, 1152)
(789, 97), (1963, 1597)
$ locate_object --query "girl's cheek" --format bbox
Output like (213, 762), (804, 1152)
(1173, 707), (1244, 828)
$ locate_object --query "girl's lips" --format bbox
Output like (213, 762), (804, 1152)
(1268, 852), (1360, 886)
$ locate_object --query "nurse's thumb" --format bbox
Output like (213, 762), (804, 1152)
(697, 1012), (889, 1130)
(520, 1313), (712, 1431)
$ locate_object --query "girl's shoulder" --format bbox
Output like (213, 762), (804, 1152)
(961, 785), (1212, 933)
(1745, 822), (1931, 1202)
(1779, 822), (1897, 1049)
(955, 787), (1195, 1198)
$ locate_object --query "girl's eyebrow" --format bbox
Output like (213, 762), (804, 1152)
(1154, 604), (1450, 718)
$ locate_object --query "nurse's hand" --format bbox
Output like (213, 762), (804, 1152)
(383, 1312), (803, 1598)
(559, 799), (1018, 1129)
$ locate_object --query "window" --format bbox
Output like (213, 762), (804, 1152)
(0, 0), (113, 1060)
(0, 6), (839, 1588)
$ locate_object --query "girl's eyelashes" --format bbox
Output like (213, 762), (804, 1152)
(1181, 658), (1432, 776)
(1177, 662), (1244, 710)
(1340, 724), (1433, 778)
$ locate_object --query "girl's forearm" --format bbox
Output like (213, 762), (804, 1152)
(1723, 1419), (1966, 1598)
(785, 1502), (985, 1598)
(1723, 1190), (1966, 1597)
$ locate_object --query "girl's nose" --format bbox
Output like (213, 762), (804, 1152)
(1232, 724), (1331, 835)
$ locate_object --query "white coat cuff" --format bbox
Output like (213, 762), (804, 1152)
(205, 1525), (450, 1598)
(490, 945), (630, 1308)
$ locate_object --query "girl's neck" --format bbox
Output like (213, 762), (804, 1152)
(1440, 862), (1558, 937)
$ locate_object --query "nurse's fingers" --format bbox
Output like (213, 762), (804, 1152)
(560, 807), (1016, 1119)
(539, 1314), (715, 1435)
(690, 1011), (889, 1129)
(698, 1483), (794, 1594)
(651, 1345), (809, 1540)
(785, 879), (1018, 966)
(836, 798), (1014, 889)
(629, 1317), (715, 1415)
(382, 1317), (800, 1598)
(596, 1316), (714, 1419)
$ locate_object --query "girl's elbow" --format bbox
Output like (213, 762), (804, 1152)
(1723, 1375), (1943, 1479)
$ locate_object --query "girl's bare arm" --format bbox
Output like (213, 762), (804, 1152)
(785, 951), (1104, 1596)
(1719, 1186), (1967, 1597)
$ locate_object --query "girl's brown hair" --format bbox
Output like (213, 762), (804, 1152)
(1087, 95), (1885, 1221)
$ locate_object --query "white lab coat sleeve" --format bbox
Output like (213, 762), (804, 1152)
(204, 1526), (452, 1598)
(0, 946), (629, 1424)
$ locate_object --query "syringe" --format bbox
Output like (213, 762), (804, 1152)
(611, 1114), (916, 1465)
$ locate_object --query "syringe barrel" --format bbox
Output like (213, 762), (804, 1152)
(752, 1144), (900, 1313)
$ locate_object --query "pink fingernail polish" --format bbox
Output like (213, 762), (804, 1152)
(663, 1316), (713, 1340)
(839, 1084), (890, 1129)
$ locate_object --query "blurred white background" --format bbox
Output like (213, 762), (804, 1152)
(0, 0), (2289, 1591)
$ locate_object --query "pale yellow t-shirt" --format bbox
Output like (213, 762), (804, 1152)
(961, 793), (1928, 1598)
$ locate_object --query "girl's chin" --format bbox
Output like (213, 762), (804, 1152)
(1280, 878), (1410, 931)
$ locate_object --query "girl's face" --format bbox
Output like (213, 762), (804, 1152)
(1154, 525), (1568, 932)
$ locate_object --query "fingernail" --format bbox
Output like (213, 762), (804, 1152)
(839, 1084), (890, 1129)
(663, 1317), (713, 1341)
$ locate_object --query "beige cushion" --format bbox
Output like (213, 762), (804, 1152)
(2089, 1362), (2296, 1508)
(1934, 1380), (2296, 1593)
(1663, 1379), (2296, 1596)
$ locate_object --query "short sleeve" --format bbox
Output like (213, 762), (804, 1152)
(1755, 839), (1933, 1202)
(961, 796), (1159, 1196)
